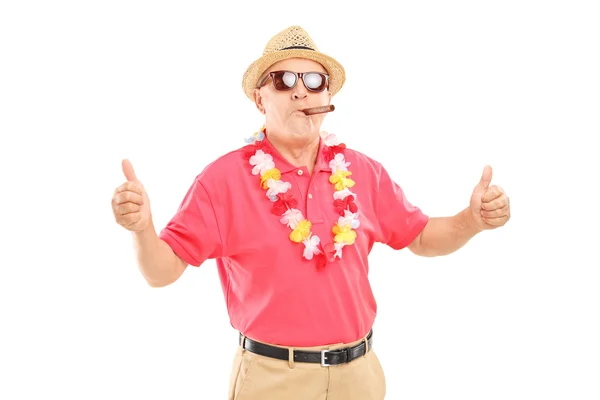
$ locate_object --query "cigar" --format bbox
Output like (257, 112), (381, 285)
(302, 105), (335, 115)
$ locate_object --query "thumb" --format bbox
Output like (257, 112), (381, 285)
(477, 165), (492, 190)
(122, 159), (139, 182)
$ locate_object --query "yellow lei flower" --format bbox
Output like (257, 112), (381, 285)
(332, 223), (357, 245)
(329, 170), (355, 191)
(260, 168), (281, 189)
(290, 219), (312, 243)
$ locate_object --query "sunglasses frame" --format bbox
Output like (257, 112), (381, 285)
(257, 70), (329, 93)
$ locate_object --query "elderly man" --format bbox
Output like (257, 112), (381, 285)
(111, 25), (510, 400)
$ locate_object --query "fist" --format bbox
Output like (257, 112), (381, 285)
(469, 165), (510, 230)
(111, 159), (152, 233)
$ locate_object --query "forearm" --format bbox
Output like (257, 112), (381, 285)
(132, 221), (180, 286)
(414, 207), (481, 257)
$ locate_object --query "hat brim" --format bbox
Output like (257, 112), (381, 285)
(242, 49), (345, 100)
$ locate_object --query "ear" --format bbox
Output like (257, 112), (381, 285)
(253, 89), (265, 115)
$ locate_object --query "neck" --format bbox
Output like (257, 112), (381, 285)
(268, 133), (320, 174)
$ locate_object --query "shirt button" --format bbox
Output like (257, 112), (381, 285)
(297, 169), (303, 175)
(308, 194), (313, 199)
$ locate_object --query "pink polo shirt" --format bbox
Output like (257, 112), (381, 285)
(158, 130), (429, 347)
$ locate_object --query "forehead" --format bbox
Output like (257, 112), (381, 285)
(265, 58), (327, 74)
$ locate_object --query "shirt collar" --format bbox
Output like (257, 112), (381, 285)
(262, 130), (332, 174)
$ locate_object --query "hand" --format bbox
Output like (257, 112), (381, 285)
(111, 159), (152, 233)
(469, 165), (511, 230)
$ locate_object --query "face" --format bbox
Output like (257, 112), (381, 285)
(253, 58), (332, 147)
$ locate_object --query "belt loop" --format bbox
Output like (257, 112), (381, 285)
(240, 334), (246, 354)
(288, 347), (295, 369)
(363, 334), (369, 358)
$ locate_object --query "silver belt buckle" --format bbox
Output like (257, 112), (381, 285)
(321, 349), (345, 367)
(321, 350), (332, 367)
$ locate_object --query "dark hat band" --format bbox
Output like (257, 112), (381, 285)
(280, 46), (315, 51)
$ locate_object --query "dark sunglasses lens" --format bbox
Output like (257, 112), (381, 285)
(304, 73), (326, 91)
(273, 71), (297, 90)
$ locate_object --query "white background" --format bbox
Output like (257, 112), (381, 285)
(1, 0), (599, 399)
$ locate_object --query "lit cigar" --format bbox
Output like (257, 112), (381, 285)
(302, 105), (335, 115)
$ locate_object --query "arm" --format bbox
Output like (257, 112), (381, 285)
(408, 206), (481, 257)
(407, 165), (510, 257)
(133, 220), (188, 287)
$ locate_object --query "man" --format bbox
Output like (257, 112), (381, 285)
(111, 26), (510, 400)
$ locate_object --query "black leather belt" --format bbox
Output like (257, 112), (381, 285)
(239, 329), (373, 367)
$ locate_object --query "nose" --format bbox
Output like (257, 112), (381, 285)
(292, 77), (308, 100)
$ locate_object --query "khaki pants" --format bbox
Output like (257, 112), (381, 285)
(228, 332), (386, 400)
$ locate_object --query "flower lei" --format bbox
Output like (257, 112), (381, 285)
(243, 126), (360, 269)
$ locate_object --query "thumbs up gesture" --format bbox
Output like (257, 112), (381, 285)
(111, 159), (152, 233)
(469, 165), (511, 231)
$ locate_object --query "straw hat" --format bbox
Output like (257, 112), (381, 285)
(242, 25), (346, 100)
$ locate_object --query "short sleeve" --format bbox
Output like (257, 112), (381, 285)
(158, 178), (224, 267)
(375, 164), (429, 250)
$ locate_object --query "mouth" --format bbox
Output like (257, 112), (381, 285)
(293, 109), (310, 117)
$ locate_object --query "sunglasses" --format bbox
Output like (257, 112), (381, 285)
(258, 70), (329, 93)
